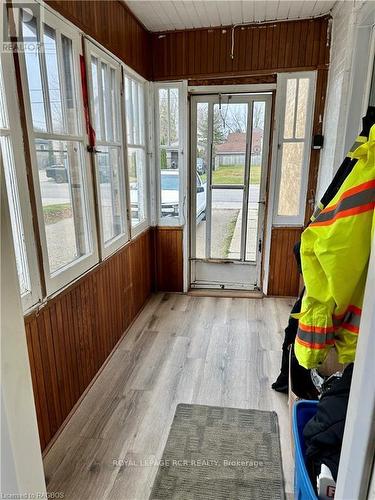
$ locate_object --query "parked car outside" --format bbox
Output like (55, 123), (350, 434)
(46, 164), (110, 183)
(196, 157), (206, 174)
(45, 164), (67, 184)
(130, 170), (206, 220)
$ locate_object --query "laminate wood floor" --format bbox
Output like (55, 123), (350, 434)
(44, 293), (295, 500)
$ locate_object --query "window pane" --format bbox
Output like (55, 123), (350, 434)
(0, 63), (7, 128)
(160, 167), (179, 217)
(159, 89), (168, 145)
(96, 146), (125, 244)
(1, 136), (31, 295)
(125, 77), (145, 146)
(277, 142), (304, 217)
(169, 89), (179, 144)
(132, 80), (140, 144)
(212, 102), (247, 185)
(159, 88), (179, 146)
(91, 56), (102, 140)
(101, 62), (113, 142)
(159, 87), (179, 218)
(211, 189), (243, 259)
(246, 101), (265, 261)
(23, 17), (47, 132)
(128, 147), (146, 226)
(138, 83), (145, 145)
(44, 25), (64, 133)
(36, 139), (91, 273)
(61, 35), (78, 135)
(284, 78), (297, 139)
(110, 67), (118, 142)
(295, 79), (310, 139)
(125, 77), (132, 143)
(195, 102), (208, 259)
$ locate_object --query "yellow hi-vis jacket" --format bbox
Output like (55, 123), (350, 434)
(293, 125), (375, 369)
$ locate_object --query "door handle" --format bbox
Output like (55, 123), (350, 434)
(87, 145), (104, 154)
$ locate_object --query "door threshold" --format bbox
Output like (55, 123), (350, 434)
(188, 288), (264, 299)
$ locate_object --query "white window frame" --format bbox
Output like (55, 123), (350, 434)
(84, 38), (129, 258)
(19, 7), (99, 296)
(362, 24), (375, 113)
(0, 52), (42, 311)
(273, 71), (316, 226)
(123, 66), (149, 237)
(154, 81), (186, 227)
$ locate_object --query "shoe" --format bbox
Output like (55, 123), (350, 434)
(271, 373), (289, 394)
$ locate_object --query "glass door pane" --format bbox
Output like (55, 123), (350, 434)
(211, 189), (243, 259)
(195, 101), (209, 259)
(246, 101), (265, 262)
(212, 102), (248, 185)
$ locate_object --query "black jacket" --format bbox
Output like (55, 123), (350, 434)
(303, 363), (354, 482)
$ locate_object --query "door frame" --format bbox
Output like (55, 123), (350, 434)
(188, 91), (272, 291)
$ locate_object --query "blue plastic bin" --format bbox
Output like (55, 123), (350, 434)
(292, 400), (319, 500)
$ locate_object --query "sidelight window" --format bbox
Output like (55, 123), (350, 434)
(156, 84), (185, 222)
(274, 72), (316, 226)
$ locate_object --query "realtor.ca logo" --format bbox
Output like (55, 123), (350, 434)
(1, 1), (44, 53)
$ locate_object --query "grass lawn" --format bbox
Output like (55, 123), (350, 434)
(43, 203), (72, 225)
(200, 165), (261, 185)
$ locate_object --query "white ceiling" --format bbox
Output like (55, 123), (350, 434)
(126, 0), (337, 32)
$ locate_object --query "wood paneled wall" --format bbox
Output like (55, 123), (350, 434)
(268, 227), (303, 296)
(46, 0), (151, 79)
(24, 229), (154, 451)
(155, 227), (184, 292)
(152, 17), (330, 80)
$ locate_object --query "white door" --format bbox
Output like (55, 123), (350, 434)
(190, 93), (272, 291)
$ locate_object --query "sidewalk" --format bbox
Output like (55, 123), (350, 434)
(228, 204), (258, 261)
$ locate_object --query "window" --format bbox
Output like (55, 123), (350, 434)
(21, 9), (98, 294)
(125, 75), (147, 230)
(156, 84), (184, 222)
(0, 53), (40, 310)
(274, 72), (316, 225)
(86, 40), (128, 257)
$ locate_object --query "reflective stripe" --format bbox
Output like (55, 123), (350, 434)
(299, 322), (335, 334)
(296, 334), (335, 350)
(333, 304), (362, 320)
(311, 181), (375, 226)
(350, 141), (365, 152)
(333, 305), (362, 332)
(310, 202), (324, 222)
(347, 136), (367, 158)
(341, 322), (359, 334)
(297, 323), (335, 348)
